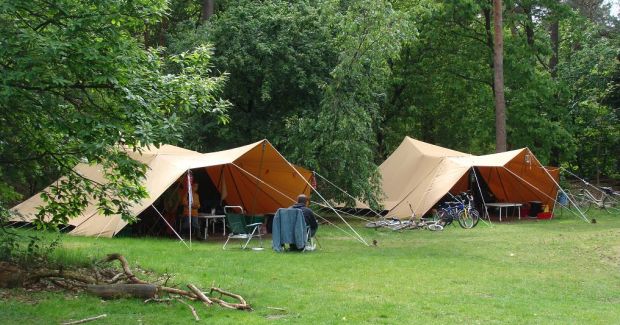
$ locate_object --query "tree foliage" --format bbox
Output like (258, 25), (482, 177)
(0, 0), (229, 228)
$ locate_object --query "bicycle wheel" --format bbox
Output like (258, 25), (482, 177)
(602, 196), (620, 213)
(436, 210), (453, 226)
(427, 223), (444, 231)
(573, 194), (592, 213)
(457, 209), (479, 229)
(386, 221), (407, 231)
(365, 221), (383, 229)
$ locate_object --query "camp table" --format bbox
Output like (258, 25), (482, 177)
(485, 203), (523, 222)
(196, 213), (227, 239)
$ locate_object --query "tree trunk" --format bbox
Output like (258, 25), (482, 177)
(157, 18), (169, 47)
(524, 6), (535, 47)
(201, 0), (215, 22)
(548, 10), (560, 166)
(86, 284), (158, 299)
(483, 6), (494, 63)
(493, 0), (507, 152)
(549, 20), (559, 78)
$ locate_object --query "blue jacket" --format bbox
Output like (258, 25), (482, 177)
(272, 208), (307, 252)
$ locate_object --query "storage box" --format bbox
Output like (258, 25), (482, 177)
(520, 208), (529, 218)
(537, 212), (553, 219)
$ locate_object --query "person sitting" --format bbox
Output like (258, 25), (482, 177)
(290, 194), (318, 238)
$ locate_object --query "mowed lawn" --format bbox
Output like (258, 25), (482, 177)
(1, 210), (619, 324)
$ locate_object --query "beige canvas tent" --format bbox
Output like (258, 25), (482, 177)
(10, 140), (312, 237)
(374, 137), (561, 219)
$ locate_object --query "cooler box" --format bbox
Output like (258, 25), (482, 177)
(528, 201), (542, 218)
(537, 212), (553, 219)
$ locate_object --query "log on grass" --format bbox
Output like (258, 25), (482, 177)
(86, 283), (157, 299)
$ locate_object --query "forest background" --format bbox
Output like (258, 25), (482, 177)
(0, 0), (618, 228)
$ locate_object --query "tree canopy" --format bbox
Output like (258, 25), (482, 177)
(0, 0), (229, 227)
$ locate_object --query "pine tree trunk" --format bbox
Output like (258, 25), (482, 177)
(493, 0), (507, 152)
(201, 0), (215, 22)
(549, 20), (559, 78)
(548, 12), (560, 166)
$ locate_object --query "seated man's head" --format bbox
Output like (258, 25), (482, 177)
(297, 194), (307, 205)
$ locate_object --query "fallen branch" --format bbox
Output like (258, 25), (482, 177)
(6, 253), (252, 315)
(176, 298), (200, 321)
(159, 285), (196, 299)
(105, 272), (125, 284)
(50, 278), (82, 292)
(211, 287), (252, 310)
(103, 254), (148, 284)
(61, 314), (107, 325)
(209, 296), (238, 310)
(188, 284), (213, 306)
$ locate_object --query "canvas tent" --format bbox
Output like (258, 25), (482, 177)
(372, 137), (561, 219)
(10, 140), (312, 237)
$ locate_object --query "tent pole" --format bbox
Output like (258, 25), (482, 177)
(187, 170), (192, 250)
(151, 204), (189, 249)
(471, 167), (492, 226)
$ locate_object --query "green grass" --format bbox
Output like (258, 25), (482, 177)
(2, 210), (620, 324)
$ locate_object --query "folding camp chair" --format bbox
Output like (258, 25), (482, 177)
(222, 206), (263, 250)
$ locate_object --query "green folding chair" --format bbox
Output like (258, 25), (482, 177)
(222, 206), (263, 250)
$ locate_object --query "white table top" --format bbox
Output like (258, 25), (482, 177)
(195, 213), (226, 219)
(486, 203), (523, 207)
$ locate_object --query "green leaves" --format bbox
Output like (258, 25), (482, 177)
(0, 0), (229, 230)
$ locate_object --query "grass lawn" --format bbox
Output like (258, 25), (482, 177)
(1, 210), (619, 324)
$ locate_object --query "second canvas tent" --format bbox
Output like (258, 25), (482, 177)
(370, 137), (560, 219)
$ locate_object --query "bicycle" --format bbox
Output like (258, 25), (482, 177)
(365, 217), (404, 230)
(435, 191), (480, 229)
(365, 216), (444, 231)
(567, 186), (619, 213)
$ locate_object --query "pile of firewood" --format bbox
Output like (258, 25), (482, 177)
(0, 253), (251, 321)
